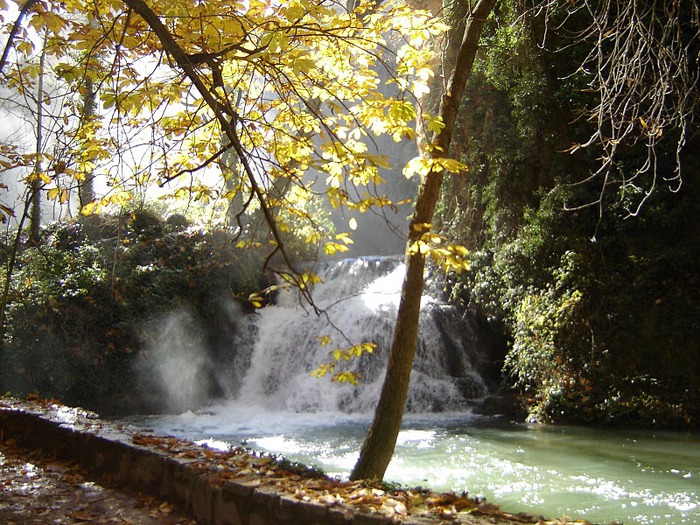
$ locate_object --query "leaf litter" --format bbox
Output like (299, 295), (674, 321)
(0, 437), (195, 525)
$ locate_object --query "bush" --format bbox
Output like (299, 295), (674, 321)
(0, 211), (266, 415)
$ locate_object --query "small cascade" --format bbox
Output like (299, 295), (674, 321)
(228, 256), (491, 414)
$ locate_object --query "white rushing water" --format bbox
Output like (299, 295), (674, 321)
(128, 256), (700, 525)
(220, 256), (490, 414)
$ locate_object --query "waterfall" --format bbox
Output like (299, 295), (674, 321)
(227, 256), (491, 414)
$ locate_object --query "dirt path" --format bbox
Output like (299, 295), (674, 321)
(0, 438), (196, 525)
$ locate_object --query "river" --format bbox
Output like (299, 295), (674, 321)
(125, 406), (700, 525)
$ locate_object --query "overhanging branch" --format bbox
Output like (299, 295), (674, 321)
(0, 0), (39, 75)
(121, 0), (300, 277)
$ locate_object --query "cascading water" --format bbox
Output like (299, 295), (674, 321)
(126, 256), (700, 525)
(228, 256), (491, 414)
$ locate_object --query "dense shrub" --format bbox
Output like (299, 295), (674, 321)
(0, 210), (267, 415)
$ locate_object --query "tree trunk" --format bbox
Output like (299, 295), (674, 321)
(0, 197), (33, 351)
(78, 77), (97, 208)
(29, 29), (48, 244)
(0, 0), (39, 75)
(350, 0), (497, 482)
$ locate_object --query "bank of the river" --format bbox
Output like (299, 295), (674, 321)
(0, 397), (600, 525)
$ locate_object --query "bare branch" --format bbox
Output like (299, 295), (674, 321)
(0, 0), (39, 76)
(534, 0), (699, 215)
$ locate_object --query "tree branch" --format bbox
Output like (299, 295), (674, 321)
(120, 0), (300, 275)
(0, 0), (39, 75)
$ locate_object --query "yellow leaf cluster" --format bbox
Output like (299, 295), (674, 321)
(409, 228), (470, 274)
(47, 187), (70, 203)
(80, 192), (133, 216)
(403, 153), (468, 180)
(3, 0), (452, 288)
(323, 231), (354, 255)
(311, 342), (376, 386)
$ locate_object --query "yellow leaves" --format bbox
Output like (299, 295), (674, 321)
(334, 371), (359, 385)
(310, 362), (335, 379)
(355, 153), (391, 170)
(47, 187), (70, 204)
(101, 91), (117, 110)
(0, 146), (39, 173)
(323, 232), (353, 255)
(292, 56), (316, 76)
(412, 72), (432, 98)
(638, 116), (663, 138)
(388, 6), (448, 40)
(30, 11), (69, 36)
(409, 226), (470, 274)
(235, 240), (263, 249)
(304, 231), (321, 244)
(335, 232), (353, 245)
(389, 9), (445, 99)
(434, 157), (468, 174)
(323, 243), (346, 256)
(38, 172), (52, 185)
(102, 84), (161, 117)
(260, 30), (289, 54)
(170, 184), (213, 202)
(311, 342), (376, 385)
(0, 0), (450, 289)
(291, 271), (322, 290)
(80, 192), (133, 216)
(248, 292), (265, 308)
(79, 202), (98, 217)
(426, 115), (445, 135)
(403, 154), (468, 180)
(283, 1), (307, 22)
(388, 99), (416, 124)
(403, 156), (430, 179)
(16, 39), (35, 57)
(412, 222), (432, 234)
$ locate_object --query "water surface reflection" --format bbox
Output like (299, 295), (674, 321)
(124, 409), (699, 525)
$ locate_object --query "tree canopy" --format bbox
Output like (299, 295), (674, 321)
(0, 0), (446, 265)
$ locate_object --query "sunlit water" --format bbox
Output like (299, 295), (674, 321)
(124, 405), (700, 525)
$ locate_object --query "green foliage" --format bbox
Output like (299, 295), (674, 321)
(435, 1), (700, 428)
(0, 210), (269, 414)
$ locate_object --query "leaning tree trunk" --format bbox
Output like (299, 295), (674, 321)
(350, 0), (497, 482)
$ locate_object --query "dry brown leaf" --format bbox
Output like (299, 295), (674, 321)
(72, 510), (94, 521)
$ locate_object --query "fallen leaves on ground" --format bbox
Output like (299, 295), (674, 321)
(130, 431), (547, 523)
(0, 438), (196, 525)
